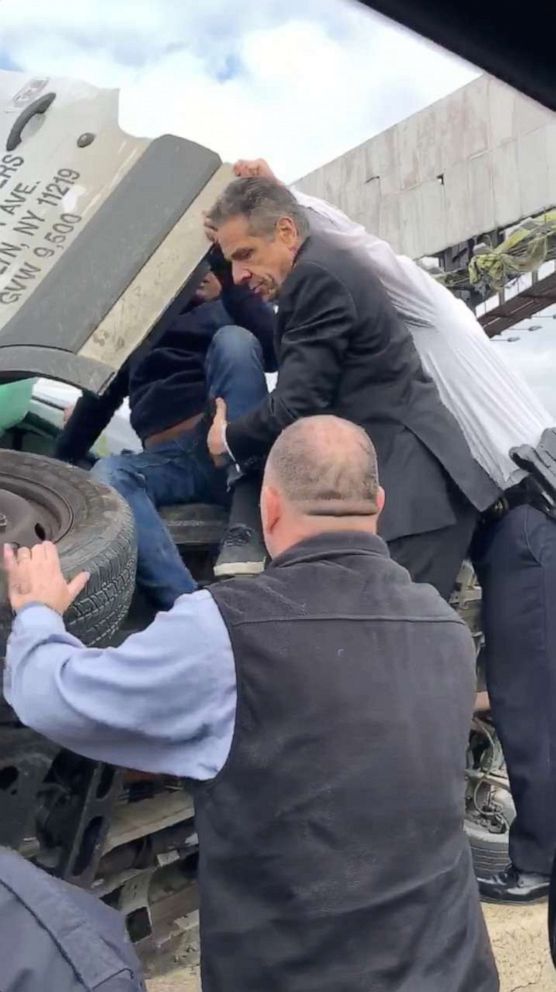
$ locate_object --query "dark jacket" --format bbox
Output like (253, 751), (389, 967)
(55, 268), (276, 464)
(226, 232), (499, 541)
(0, 847), (145, 991)
(198, 532), (499, 992)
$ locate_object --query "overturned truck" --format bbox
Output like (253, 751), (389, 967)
(0, 70), (233, 951)
(0, 69), (550, 952)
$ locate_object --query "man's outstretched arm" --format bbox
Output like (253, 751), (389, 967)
(3, 544), (235, 779)
(54, 364), (131, 464)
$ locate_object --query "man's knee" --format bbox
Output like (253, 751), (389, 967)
(210, 325), (263, 364)
(91, 454), (140, 496)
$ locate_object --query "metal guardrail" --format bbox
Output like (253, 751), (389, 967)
(477, 266), (556, 338)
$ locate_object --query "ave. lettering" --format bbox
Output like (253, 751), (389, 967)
(0, 179), (38, 217)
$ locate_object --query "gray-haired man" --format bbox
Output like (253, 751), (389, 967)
(206, 176), (499, 599)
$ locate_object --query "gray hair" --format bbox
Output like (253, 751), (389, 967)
(266, 416), (380, 516)
(207, 177), (310, 240)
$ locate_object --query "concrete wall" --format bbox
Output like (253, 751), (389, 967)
(296, 76), (556, 259)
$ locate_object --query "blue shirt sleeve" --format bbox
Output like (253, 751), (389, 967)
(3, 589), (236, 780)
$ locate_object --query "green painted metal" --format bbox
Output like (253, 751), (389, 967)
(0, 380), (35, 434)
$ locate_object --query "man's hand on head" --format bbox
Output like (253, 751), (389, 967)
(233, 159), (278, 182)
(4, 542), (89, 615)
(207, 397), (229, 467)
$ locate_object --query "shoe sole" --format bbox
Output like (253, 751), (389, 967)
(479, 892), (548, 906)
(213, 561), (266, 578)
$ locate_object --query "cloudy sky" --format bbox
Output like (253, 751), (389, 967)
(0, 0), (553, 410)
(0, 0), (480, 181)
(494, 308), (556, 414)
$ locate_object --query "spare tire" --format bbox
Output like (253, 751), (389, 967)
(0, 451), (136, 655)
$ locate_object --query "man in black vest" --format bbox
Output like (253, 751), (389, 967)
(205, 177), (500, 600)
(5, 416), (498, 992)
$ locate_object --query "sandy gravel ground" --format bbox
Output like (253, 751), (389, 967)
(148, 902), (556, 992)
(148, 966), (199, 992)
(483, 901), (556, 991)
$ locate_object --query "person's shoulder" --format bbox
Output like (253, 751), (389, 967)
(299, 232), (385, 296)
(169, 587), (227, 626)
(209, 570), (300, 627)
(394, 587), (475, 677)
(284, 236), (357, 303)
(299, 232), (350, 272)
(401, 577), (473, 638)
(381, 560), (465, 622)
(0, 845), (37, 885)
(152, 588), (233, 655)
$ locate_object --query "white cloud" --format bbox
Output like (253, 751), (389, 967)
(0, 0), (478, 180)
(500, 314), (556, 416)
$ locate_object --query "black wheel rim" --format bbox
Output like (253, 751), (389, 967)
(0, 473), (73, 549)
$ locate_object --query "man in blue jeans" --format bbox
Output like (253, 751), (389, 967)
(55, 252), (275, 610)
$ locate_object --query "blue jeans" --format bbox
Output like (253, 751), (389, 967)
(91, 326), (268, 610)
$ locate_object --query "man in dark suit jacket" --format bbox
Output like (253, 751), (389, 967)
(206, 177), (499, 598)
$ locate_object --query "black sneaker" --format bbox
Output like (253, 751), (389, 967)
(478, 863), (550, 904)
(214, 524), (266, 578)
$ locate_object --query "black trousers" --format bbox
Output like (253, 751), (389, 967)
(472, 504), (556, 875)
(228, 473), (263, 531)
(388, 492), (478, 600)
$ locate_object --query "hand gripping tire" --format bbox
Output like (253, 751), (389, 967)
(0, 451), (136, 657)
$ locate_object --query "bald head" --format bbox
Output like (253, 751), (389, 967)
(266, 416), (380, 514)
(261, 417), (384, 557)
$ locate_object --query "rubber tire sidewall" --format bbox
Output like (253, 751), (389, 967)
(0, 451), (136, 656)
(465, 815), (510, 877)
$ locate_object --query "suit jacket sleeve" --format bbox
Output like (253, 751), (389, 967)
(225, 259), (355, 465)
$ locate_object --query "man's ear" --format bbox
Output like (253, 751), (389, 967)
(276, 216), (298, 247)
(260, 484), (281, 541)
(375, 486), (386, 517)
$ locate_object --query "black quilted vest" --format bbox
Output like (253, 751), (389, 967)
(195, 532), (498, 992)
